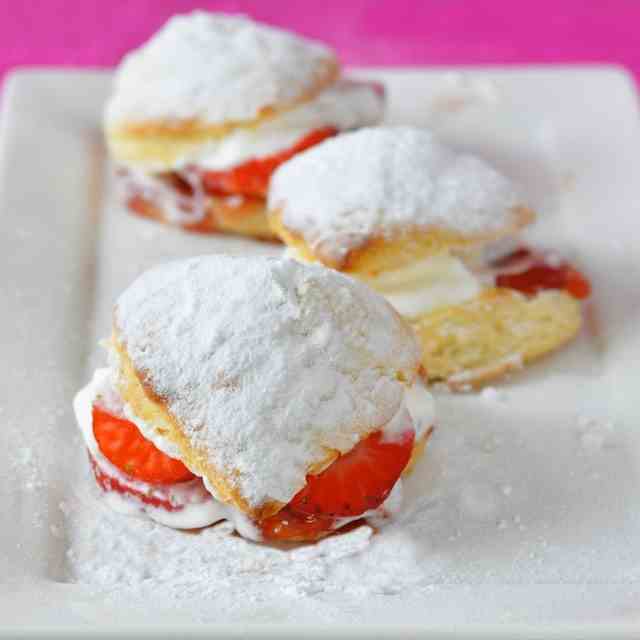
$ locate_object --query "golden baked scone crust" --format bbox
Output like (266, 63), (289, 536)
(270, 207), (534, 273)
(411, 288), (582, 388)
(128, 194), (278, 240)
(112, 333), (282, 519)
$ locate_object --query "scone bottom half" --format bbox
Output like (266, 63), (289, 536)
(275, 226), (592, 390)
(73, 255), (435, 543)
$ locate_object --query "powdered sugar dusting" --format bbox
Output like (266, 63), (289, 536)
(114, 255), (420, 509)
(105, 12), (336, 127)
(269, 127), (521, 263)
(67, 500), (426, 616)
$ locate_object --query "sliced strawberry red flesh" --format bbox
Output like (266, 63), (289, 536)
(91, 405), (414, 541)
(289, 428), (415, 518)
(124, 127), (338, 213)
(493, 248), (591, 300)
(261, 422), (415, 541)
(201, 126), (338, 198)
(92, 406), (195, 485)
(259, 507), (335, 542)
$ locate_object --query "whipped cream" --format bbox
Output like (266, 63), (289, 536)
(172, 80), (384, 172)
(380, 380), (434, 444)
(93, 457), (257, 534)
(456, 234), (522, 276)
(285, 247), (482, 318)
(365, 254), (482, 318)
(403, 378), (436, 441)
(120, 167), (210, 225)
(381, 404), (414, 443)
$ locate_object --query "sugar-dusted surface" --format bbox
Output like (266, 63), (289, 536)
(270, 126), (521, 262)
(105, 12), (336, 128)
(63, 393), (640, 624)
(3, 69), (640, 630)
(115, 255), (420, 509)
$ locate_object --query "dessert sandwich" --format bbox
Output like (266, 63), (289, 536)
(74, 255), (435, 542)
(104, 12), (384, 239)
(268, 126), (591, 388)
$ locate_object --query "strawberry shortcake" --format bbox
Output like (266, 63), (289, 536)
(73, 255), (435, 542)
(104, 12), (384, 239)
(268, 127), (591, 387)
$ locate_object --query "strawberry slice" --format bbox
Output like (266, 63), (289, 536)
(92, 406), (195, 485)
(288, 426), (415, 519)
(491, 247), (532, 269)
(260, 507), (335, 542)
(89, 454), (183, 511)
(494, 248), (591, 300)
(201, 126), (337, 198)
(496, 263), (591, 299)
(562, 266), (592, 299)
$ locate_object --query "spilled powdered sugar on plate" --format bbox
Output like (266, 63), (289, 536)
(6, 68), (640, 626)
(58, 380), (640, 624)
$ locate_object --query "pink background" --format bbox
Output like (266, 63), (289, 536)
(2, 0), (640, 87)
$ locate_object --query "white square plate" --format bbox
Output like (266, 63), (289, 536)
(1, 67), (640, 637)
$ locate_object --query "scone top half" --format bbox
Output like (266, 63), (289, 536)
(105, 12), (384, 176)
(106, 12), (337, 154)
(110, 255), (423, 521)
(269, 126), (533, 295)
(269, 127), (590, 386)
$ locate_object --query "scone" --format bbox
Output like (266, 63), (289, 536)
(268, 127), (591, 388)
(104, 12), (384, 238)
(74, 255), (435, 542)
